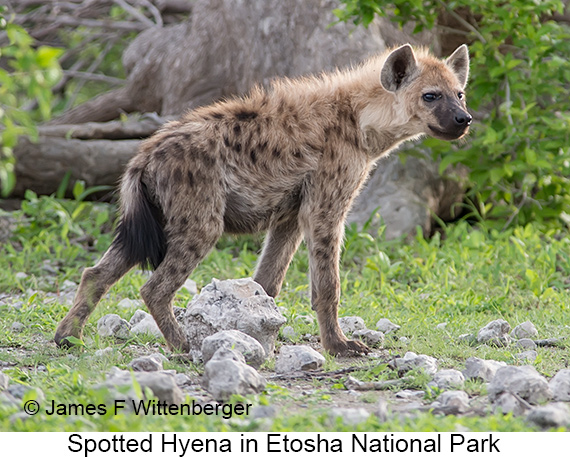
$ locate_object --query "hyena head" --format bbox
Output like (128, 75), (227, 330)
(380, 44), (472, 140)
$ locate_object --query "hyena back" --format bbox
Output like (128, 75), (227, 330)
(55, 44), (471, 355)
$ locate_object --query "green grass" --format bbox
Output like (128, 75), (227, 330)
(1, 194), (569, 431)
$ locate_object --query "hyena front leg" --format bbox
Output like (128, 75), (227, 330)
(55, 244), (135, 346)
(140, 221), (223, 352)
(304, 213), (370, 356)
(254, 215), (303, 297)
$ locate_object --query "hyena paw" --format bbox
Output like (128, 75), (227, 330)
(54, 320), (84, 348)
(166, 334), (191, 354)
(54, 332), (83, 348)
(326, 338), (370, 356)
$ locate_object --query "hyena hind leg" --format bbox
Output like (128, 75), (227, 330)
(54, 244), (135, 347)
(253, 215), (303, 298)
(140, 227), (222, 353)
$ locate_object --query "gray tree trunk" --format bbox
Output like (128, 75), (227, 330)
(14, 0), (463, 238)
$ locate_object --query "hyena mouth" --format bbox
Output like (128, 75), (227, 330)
(428, 124), (469, 140)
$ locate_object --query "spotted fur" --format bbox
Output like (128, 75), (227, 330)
(55, 44), (471, 355)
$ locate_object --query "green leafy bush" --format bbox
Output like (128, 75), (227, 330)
(335, 0), (570, 229)
(0, 8), (62, 195)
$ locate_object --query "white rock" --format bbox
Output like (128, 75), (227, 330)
(118, 298), (143, 310)
(492, 392), (531, 416)
(131, 315), (162, 337)
(463, 357), (507, 382)
(281, 326), (297, 341)
(477, 319), (511, 346)
(353, 329), (384, 347)
(329, 407), (370, 425)
(488, 365), (552, 405)
(251, 405), (278, 419)
(275, 345), (325, 373)
(338, 316), (367, 335)
(376, 318), (400, 334)
(395, 390), (425, 400)
(392, 352), (438, 376)
(128, 355), (164, 372)
(549, 369), (570, 401)
(511, 321), (538, 339)
(527, 402), (570, 428)
(174, 373), (191, 387)
(431, 390), (470, 415)
(515, 350), (538, 363)
(0, 373), (9, 391)
(457, 333), (476, 344)
(181, 278), (198, 295)
(60, 279), (77, 291)
(374, 397), (390, 423)
(201, 330), (266, 369)
(429, 369), (465, 390)
(516, 338), (537, 350)
(202, 348), (266, 401)
(182, 278), (286, 354)
(6, 385), (45, 403)
(97, 314), (131, 339)
(102, 367), (183, 404)
(130, 309), (150, 326)
(11, 322), (24, 333)
(94, 347), (114, 357)
(436, 323), (448, 330)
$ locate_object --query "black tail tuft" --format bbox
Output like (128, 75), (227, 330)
(114, 180), (166, 270)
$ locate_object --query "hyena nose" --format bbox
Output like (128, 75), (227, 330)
(454, 112), (473, 126)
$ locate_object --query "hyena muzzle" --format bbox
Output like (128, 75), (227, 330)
(55, 44), (471, 356)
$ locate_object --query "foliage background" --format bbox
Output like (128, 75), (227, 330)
(335, 0), (570, 230)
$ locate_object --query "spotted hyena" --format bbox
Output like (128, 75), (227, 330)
(55, 44), (471, 355)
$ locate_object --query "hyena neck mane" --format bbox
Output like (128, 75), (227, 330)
(270, 61), (424, 159)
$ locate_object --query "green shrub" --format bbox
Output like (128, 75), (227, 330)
(0, 8), (62, 195)
(335, 0), (570, 229)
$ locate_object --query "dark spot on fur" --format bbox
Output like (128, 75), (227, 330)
(223, 136), (230, 148)
(293, 150), (302, 158)
(315, 248), (330, 261)
(154, 147), (167, 160)
(172, 168), (183, 183)
(186, 241), (198, 252)
(234, 142), (242, 153)
(211, 112), (224, 120)
(235, 110), (258, 121)
(319, 234), (333, 246)
(272, 148), (280, 158)
(250, 150), (257, 165)
(260, 141), (268, 151)
(187, 170), (194, 186)
(233, 124), (241, 135)
(181, 216), (189, 225)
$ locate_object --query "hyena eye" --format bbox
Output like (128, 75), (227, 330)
(422, 93), (439, 102)
(458, 92), (465, 100)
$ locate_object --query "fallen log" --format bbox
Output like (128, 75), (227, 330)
(38, 115), (170, 140)
(13, 136), (140, 197)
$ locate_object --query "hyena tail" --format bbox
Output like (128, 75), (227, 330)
(113, 169), (167, 270)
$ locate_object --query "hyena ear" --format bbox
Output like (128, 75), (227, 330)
(380, 44), (418, 93)
(446, 44), (470, 89)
